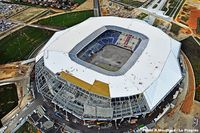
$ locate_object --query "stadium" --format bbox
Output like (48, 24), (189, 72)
(35, 17), (183, 121)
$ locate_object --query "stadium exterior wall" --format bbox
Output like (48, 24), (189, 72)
(35, 17), (183, 121)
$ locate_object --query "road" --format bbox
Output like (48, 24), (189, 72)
(93, 0), (101, 16)
(0, 76), (25, 84)
(21, 58), (36, 65)
(12, 20), (60, 32)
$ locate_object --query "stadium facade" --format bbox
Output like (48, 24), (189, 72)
(35, 17), (183, 120)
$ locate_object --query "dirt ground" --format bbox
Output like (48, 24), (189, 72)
(74, 0), (94, 11)
(180, 53), (195, 114)
(0, 62), (28, 80)
(157, 100), (200, 131)
(90, 45), (132, 71)
(10, 7), (47, 22)
(177, 101), (200, 131)
(175, 0), (200, 37)
(99, 0), (140, 17)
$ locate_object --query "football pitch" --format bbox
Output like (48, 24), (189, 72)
(90, 45), (132, 71)
(0, 26), (54, 64)
(0, 84), (18, 119)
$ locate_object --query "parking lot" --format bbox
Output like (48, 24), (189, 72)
(0, 19), (15, 32)
(0, 2), (27, 18)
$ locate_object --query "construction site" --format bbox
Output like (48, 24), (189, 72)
(156, 51), (199, 131)
(0, 60), (34, 128)
(0, 62), (29, 80)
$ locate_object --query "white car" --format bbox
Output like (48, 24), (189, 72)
(10, 115), (15, 120)
(19, 118), (23, 121)
(27, 101), (33, 105)
(0, 126), (7, 132)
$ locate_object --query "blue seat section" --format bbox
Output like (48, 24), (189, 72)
(95, 30), (121, 46)
(78, 30), (121, 61)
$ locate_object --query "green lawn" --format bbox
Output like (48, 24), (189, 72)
(0, 84), (18, 119)
(119, 0), (144, 7)
(36, 10), (94, 29)
(136, 13), (148, 20)
(196, 89), (200, 102)
(74, 0), (86, 4)
(181, 36), (200, 101)
(181, 16), (189, 22)
(170, 22), (181, 35)
(197, 17), (200, 34)
(16, 121), (38, 133)
(0, 26), (54, 64)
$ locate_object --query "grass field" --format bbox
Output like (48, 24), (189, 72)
(0, 26), (54, 64)
(136, 13), (148, 20)
(119, 0), (144, 7)
(197, 18), (200, 34)
(170, 22), (181, 35)
(181, 36), (200, 101)
(181, 36), (200, 86)
(36, 10), (94, 29)
(0, 84), (18, 119)
(74, 0), (86, 4)
(196, 87), (200, 102)
(16, 121), (39, 133)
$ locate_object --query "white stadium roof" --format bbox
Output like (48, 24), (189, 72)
(36, 17), (182, 110)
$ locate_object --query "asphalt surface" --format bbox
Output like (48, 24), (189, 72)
(93, 0), (101, 16)
(12, 20), (60, 32)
